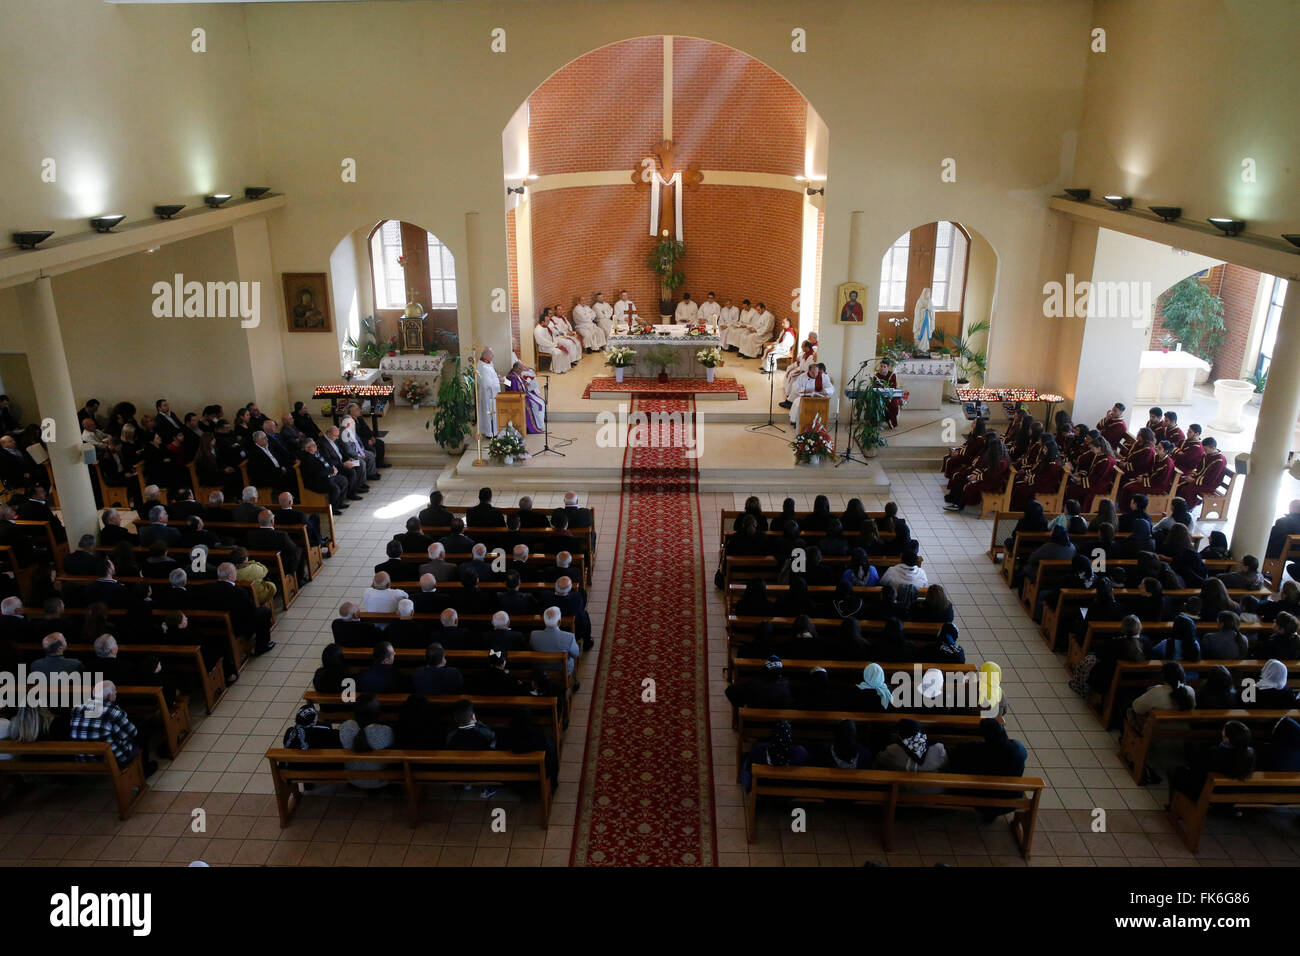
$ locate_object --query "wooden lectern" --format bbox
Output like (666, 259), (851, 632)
(495, 392), (526, 435)
(797, 395), (832, 442)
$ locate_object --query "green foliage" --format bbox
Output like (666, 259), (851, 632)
(647, 237), (686, 297)
(645, 345), (677, 373)
(344, 315), (389, 366)
(1248, 369), (1268, 394)
(426, 355), (475, 451)
(851, 385), (890, 452)
(933, 319), (990, 384)
(1159, 277), (1225, 359)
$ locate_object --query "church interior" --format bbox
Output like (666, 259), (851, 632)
(1, 0), (1300, 892)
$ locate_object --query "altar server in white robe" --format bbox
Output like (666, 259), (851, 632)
(737, 302), (776, 358)
(719, 299), (754, 350)
(782, 339), (818, 405)
(546, 309), (583, 363)
(570, 295), (607, 351)
(789, 363), (836, 426)
(476, 347), (502, 437)
(592, 292), (615, 339)
(533, 312), (573, 373)
(761, 317), (797, 372)
(698, 291), (721, 327)
(612, 290), (637, 332)
(717, 298), (740, 334)
(674, 293), (699, 325)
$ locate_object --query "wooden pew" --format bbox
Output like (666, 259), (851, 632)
(395, 551), (587, 585)
(266, 748), (552, 827)
(115, 685), (193, 759)
(745, 765), (1043, 856)
(14, 519), (68, 562)
(1021, 557), (1235, 624)
(1041, 586), (1271, 651)
(89, 544), (294, 612)
(724, 616), (950, 672)
(1170, 771), (1300, 852)
(421, 525), (595, 584)
(1263, 534), (1300, 589)
(1119, 707), (1300, 784)
(0, 740), (148, 819)
(90, 460), (146, 510)
(723, 554), (914, 589)
(1066, 619), (1269, 672)
(339, 645), (574, 697)
(723, 583), (929, 613)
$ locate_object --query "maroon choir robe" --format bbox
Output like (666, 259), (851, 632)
(1120, 454), (1175, 509)
(943, 434), (986, 480)
(960, 458), (1011, 507)
(1173, 438), (1204, 475)
(874, 370), (901, 428)
(1097, 416), (1128, 448)
(1181, 452), (1228, 509)
(1064, 454), (1117, 512)
(1010, 459), (1065, 510)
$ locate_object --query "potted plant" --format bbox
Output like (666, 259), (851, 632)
(696, 346), (723, 383)
(400, 377), (433, 410)
(605, 346), (635, 383)
(1249, 370), (1267, 406)
(791, 421), (834, 465)
(932, 320), (990, 393)
(1159, 277), (1226, 365)
(427, 356), (475, 453)
(344, 315), (390, 369)
(1159, 332), (1175, 354)
(851, 385), (890, 457)
(647, 234), (685, 320)
(487, 422), (527, 465)
(646, 344), (676, 384)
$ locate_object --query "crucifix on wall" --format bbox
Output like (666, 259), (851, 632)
(631, 139), (704, 241)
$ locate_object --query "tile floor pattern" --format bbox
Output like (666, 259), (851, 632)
(2, 467), (1298, 866)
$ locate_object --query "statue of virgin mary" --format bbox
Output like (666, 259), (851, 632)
(913, 287), (934, 352)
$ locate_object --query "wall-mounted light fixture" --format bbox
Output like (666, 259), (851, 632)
(154, 204), (185, 220)
(203, 193), (233, 208)
(12, 230), (54, 250)
(1063, 188), (1091, 201)
(1149, 206), (1182, 222)
(90, 214), (126, 233)
(1207, 217), (1246, 237)
(1102, 195), (1132, 211)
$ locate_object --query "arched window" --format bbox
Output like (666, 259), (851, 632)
(877, 220), (970, 342)
(368, 220), (458, 311)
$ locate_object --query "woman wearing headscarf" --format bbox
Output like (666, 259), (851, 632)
(1167, 720), (1255, 809)
(1148, 615), (1202, 663)
(1197, 665), (1238, 709)
(741, 719), (809, 792)
(1259, 612), (1300, 660)
(875, 718), (949, 784)
(313, 643), (349, 694)
(868, 617), (918, 664)
(820, 719), (873, 769)
(778, 576), (814, 617)
(1248, 660), (1299, 709)
(725, 655), (795, 713)
(840, 548), (879, 588)
(943, 418), (987, 480)
(840, 498), (867, 532)
(735, 579), (775, 617)
(725, 514), (767, 560)
(1122, 518), (1156, 559)
(851, 662), (894, 713)
(797, 667), (838, 710)
(923, 622), (966, 664)
(979, 661), (1006, 717)
(1258, 717), (1300, 772)
(830, 580), (863, 621)
(283, 703), (339, 750)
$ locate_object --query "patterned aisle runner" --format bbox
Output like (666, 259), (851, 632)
(571, 396), (716, 865)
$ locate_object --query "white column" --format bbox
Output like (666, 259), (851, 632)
(231, 218), (290, 413)
(464, 210), (510, 368)
(1231, 281), (1300, 558)
(515, 197), (536, 365)
(15, 277), (99, 541)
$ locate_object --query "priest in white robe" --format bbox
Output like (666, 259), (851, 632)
(476, 347), (502, 438)
(789, 363), (836, 426)
(719, 298), (755, 350)
(718, 297), (740, 334)
(761, 317), (797, 372)
(674, 293), (699, 325)
(782, 339), (818, 405)
(736, 303), (775, 358)
(698, 291), (721, 327)
(546, 309), (583, 363)
(570, 295), (607, 351)
(592, 292), (615, 339)
(534, 317), (573, 373)
(612, 290), (637, 332)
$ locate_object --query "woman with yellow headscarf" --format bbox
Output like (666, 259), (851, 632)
(979, 661), (1006, 717)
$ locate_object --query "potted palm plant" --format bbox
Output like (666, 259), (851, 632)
(427, 355), (475, 453)
(648, 235), (685, 320)
(933, 320), (990, 398)
(646, 345), (676, 384)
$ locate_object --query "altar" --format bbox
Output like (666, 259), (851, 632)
(607, 329), (721, 379)
(893, 356), (957, 410)
(380, 351), (449, 406)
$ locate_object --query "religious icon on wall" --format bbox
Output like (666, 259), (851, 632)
(836, 282), (868, 324)
(282, 273), (333, 333)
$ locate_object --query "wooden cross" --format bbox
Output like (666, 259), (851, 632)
(631, 139), (704, 239)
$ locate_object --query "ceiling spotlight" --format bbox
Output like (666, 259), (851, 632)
(1207, 217), (1246, 237)
(90, 214), (126, 233)
(1063, 188), (1091, 202)
(203, 193), (233, 208)
(244, 186), (271, 200)
(1103, 195), (1132, 211)
(806, 186), (825, 196)
(154, 204), (185, 220)
(1281, 234), (1300, 250)
(12, 230), (54, 250)
(1149, 206), (1182, 222)
(506, 186), (526, 196)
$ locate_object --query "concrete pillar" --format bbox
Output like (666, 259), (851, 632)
(15, 277), (100, 542)
(515, 198), (536, 365)
(834, 210), (876, 410)
(462, 211), (510, 370)
(231, 218), (290, 413)
(1231, 281), (1300, 558)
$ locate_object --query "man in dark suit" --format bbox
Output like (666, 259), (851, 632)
(497, 571), (540, 617)
(550, 575), (592, 650)
(84, 557), (132, 608)
(231, 488), (264, 525)
(139, 434), (181, 493)
(386, 598), (431, 649)
(181, 516), (220, 550)
(562, 491), (595, 546)
(0, 504), (35, 566)
(139, 506), (182, 547)
(418, 542), (458, 583)
(347, 403), (388, 468)
(77, 398), (101, 428)
(396, 517), (433, 554)
(410, 642), (464, 696)
(483, 610), (527, 652)
(152, 399), (184, 443)
(356, 641), (402, 693)
(1266, 499), (1300, 559)
(64, 534), (100, 576)
(0, 435), (41, 490)
(506, 544), (536, 582)
(373, 539), (411, 582)
(438, 518), (475, 556)
(298, 439), (349, 513)
(410, 573), (450, 615)
(248, 431), (292, 495)
(467, 487), (506, 528)
(203, 491), (232, 524)
(461, 543), (497, 583)
(245, 509), (305, 582)
(547, 509), (585, 557)
(164, 489), (204, 521)
(153, 568), (199, 609)
(418, 491), (454, 529)
(331, 602), (380, 648)
(203, 562), (274, 655)
(317, 427), (365, 499)
(180, 413), (204, 463)
(434, 608), (475, 649)
(98, 509), (138, 548)
(17, 485), (65, 542)
(516, 495), (550, 529)
(455, 568), (496, 616)
(0, 595), (32, 646)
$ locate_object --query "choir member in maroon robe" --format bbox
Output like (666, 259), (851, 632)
(1172, 423), (1205, 474)
(1116, 426), (1157, 494)
(1161, 411), (1185, 448)
(943, 418), (987, 480)
(945, 436), (1010, 512)
(1010, 435), (1066, 510)
(1096, 403), (1129, 448)
(1063, 432), (1118, 512)
(1119, 438), (1176, 510)
(873, 360), (901, 429)
(1180, 437), (1228, 510)
(1144, 407), (1166, 443)
(1016, 421), (1046, 469)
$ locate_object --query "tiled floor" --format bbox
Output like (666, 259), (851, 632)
(3, 465), (1298, 866)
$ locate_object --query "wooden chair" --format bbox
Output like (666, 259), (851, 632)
(1144, 467), (1185, 518)
(1263, 534), (1300, 588)
(979, 465), (1016, 519)
(537, 352), (552, 372)
(91, 461), (144, 509)
(1033, 469), (1070, 514)
(1196, 467), (1237, 521)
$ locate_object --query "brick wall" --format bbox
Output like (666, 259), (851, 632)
(530, 183), (802, 324)
(505, 207), (520, 355)
(671, 37), (805, 175)
(1150, 263), (1262, 379)
(528, 37), (663, 176)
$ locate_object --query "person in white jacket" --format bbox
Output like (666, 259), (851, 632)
(736, 303), (775, 357)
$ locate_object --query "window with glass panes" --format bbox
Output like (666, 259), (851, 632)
(879, 232), (909, 310)
(427, 234), (458, 308)
(1256, 276), (1288, 378)
(370, 221), (406, 310)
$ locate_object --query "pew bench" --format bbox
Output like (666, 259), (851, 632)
(1170, 771), (1300, 852)
(0, 740), (148, 820)
(1119, 707), (1300, 784)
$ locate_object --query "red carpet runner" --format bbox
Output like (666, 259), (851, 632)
(571, 396), (716, 865)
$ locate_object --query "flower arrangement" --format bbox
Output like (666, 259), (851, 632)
(686, 325), (711, 337)
(628, 325), (655, 336)
(487, 422), (527, 462)
(791, 422), (834, 464)
(696, 347), (723, 368)
(401, 378), (433, 407)
(605, 346), (636, 368)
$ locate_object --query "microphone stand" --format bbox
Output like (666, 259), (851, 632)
(532, 374), (566, 458)
(835, 357), (880, 467)
(747, 361), (786, 435)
